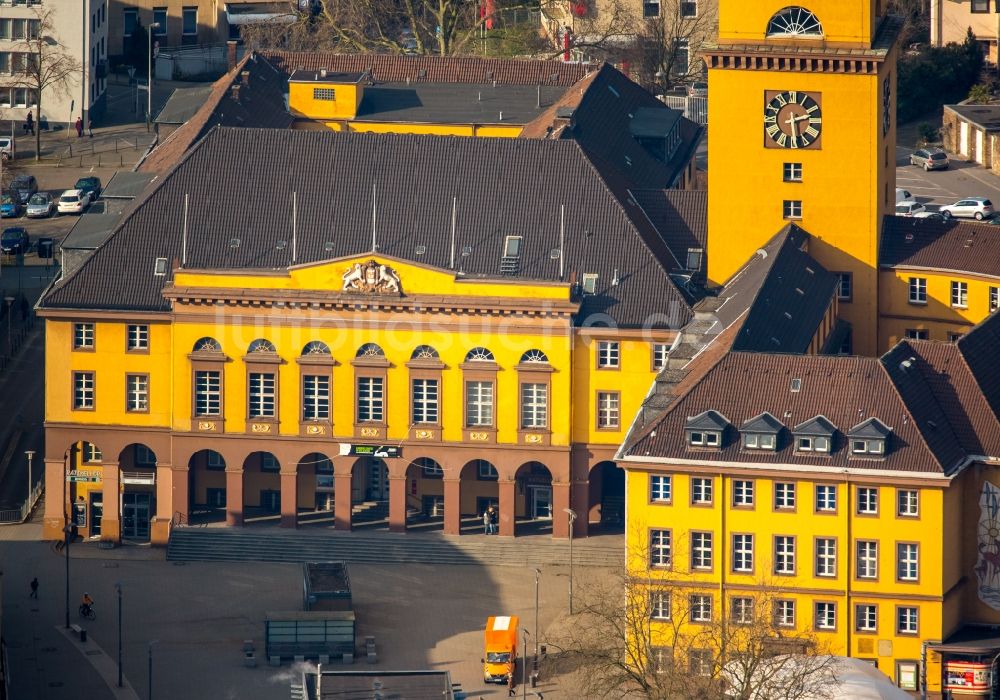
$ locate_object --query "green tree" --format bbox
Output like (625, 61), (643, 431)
(897, 29), (985, 122)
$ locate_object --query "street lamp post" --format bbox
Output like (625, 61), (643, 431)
(533, 567), (540, 672)
(148, 640), (158, 700)
(63, 522), (71, 629)
(25, 449), (34, 508)
(563, 508), (576, 615)
(147, 23), (160, 130)
(116, 582), (123, 687)
(522, 628), (529, 700)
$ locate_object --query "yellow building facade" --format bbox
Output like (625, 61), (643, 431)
(706, 0), (899, 356)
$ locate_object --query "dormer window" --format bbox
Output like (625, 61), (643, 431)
(686, 410), (729, 449)
(848, 418), (891, 458)
(792, 416), (837, 455)
(582, 273), (598, 295)
(740, 412), (783, 452)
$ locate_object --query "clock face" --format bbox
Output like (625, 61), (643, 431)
(764, 90), (822, 149)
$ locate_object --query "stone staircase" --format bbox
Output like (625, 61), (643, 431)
(166, 527), (625, 568)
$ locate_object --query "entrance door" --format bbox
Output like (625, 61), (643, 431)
(961, 121), (970, 155)
(89, 493), (103, 537)
(122, 493), (151, 540)
(531, 487), (552, 519)
(976, 129), (985, 164)
(367, 459), (388, 500)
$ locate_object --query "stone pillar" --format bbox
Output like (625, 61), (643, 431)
(151, 463), (183, 545)
(572, 479), (591, 538)
(42, 457), (68, 541)
(443, 478), (461, 536)
(552, 481), (571, 539)
(280, 470), (298, 529)
(498, 479), (516, 537)
(388, 476), (407, 534)
(334, 472), (353, 532)
(100, 462), (121, 543)
(225, 468), (244, 526)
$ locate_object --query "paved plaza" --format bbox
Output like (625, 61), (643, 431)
(1, 516), (610, 699)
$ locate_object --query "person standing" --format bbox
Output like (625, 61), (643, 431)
(489, 505), (498, 535)
(29, 577), (38, 598)
(483, 509), (491, 535)
(74, 116), (83, 137)
(25, 111), (33, 135)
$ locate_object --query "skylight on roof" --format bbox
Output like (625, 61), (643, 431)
(154, 257), (168, 276)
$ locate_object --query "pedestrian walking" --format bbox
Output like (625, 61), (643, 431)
(29, 577), (38, 598)
(489, 506), (497, 535)
(75, 116), (83, 137)
(507, 671), (516, 696)
(87, 119), (93, 138)
(483, 509), (491, 535)
(25, 111), (33, 135)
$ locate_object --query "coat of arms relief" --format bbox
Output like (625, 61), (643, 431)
(341, 259), (402, 294)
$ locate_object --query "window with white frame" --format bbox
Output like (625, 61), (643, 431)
(733, 534), (754, 573)
(857, 487), (878, 514)
(411, 378), (439, 424)
(597, 340), (620, 368)
(650, 590), (671, 620)
(774, 482), (795, 509)
(357, 377), (384, 422)
(796, 435), (830, 453)
(302, 375), (330, 421)
(688, 430), (721, 447)
(477, 460), (499, 480)
(689, 595), (712, 623)
(857, 540), (878, 579)
(135, 445), (156, 467)
(84, 442), (103, 463)
(733, 480), (754, 507)
(897, 606), (918, 634)
(248, 373), (276, 418)
(991, 286), (999, 312)
(897, 489), (919, 517)
(908, 277), (927, 304)
(127, 324), (149, 351)
(420, 459), (443, 477)
(691, 477), (713, 504)
(194, 370), (221, 416)
(774, 599), (795, 628)
(642, 0), (660, 18)
(783, 200), (802, 219)
(73, 323), (95, 349)
(126, 374), (148, 412)
(650, 646), (673, 674)
(73, 372), (95, 409)
(730, 597), (754, 625)
(814, 601), (837, 630)
(774, 536), (795, 574)
(653, 343), (669, 370)
(520, 383), (548, 429)
(856, 604), (877, 633)
(897, 543), (919, 581)
(951, 281), (969, 308)
(836, 273), (852, 302)
(261, 454), (279, 472)
(597, 391), (620, 429)
(783, 162), (802, 182)
(816, 484), (836, 512)
(689, 649), (713, 676)
(465, 381), (493, 427)
(905, 329), (929, 341)
(650, 475), (671, 503)
(650, 529), (672, 567)
(815, 537), (836, 577)
(672, 38), (690, 76)
(691, 531), (712, 569)
(852, 437), (885, 455)
(743, 432), (776, 450)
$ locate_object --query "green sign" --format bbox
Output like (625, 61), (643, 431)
(346, 445), (401, 459)
(67, 470), (100, 483)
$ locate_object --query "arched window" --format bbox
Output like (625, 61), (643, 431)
(193, 337), (222, 352)
(766, 7), (823, 37)
(356, 343), (385, 358)
(465, 347), (495, 362)
(411, 345), (439, 360)
(302, 341), (331, 356)
(520, 349), (549, 364)
(248, 338), (277, 353)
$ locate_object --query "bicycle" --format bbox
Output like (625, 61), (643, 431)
(79, 604), (96, 620)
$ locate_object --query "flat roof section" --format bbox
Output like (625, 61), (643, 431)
(289, 69), (366, 84)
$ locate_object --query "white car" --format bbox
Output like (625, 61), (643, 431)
(57, 189), (91, 215)
(895, 188), (915, 204)
(895, 201), (926, 217)
(939, 197), (994, 221)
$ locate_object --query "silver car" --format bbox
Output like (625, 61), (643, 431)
(939, 197), (994, 220)
(25, 191), (54, 218)
(909, 148), (949, 171)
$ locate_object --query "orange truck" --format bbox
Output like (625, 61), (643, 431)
(483, 615), (519, 684)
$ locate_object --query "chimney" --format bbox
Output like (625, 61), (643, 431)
(320, 68), (327, 78)
(240, 70), (249, 86)
(226, 40), (238, 71)
(230, 85), (240, 101)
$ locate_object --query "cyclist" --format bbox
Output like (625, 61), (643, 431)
(80, 592), (94, 616)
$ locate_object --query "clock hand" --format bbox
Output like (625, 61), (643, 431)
(784, 112), (809, 139)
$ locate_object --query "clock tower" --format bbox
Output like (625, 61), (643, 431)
(705, 1), (901, 356)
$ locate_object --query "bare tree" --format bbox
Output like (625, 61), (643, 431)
(546, 535), (836, 699)
(15, 7), (81, 161)
(537, 0), (640, 63)
(628, 0), (718, 92)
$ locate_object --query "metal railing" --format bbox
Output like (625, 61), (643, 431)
(659, 94), (708, 125)
(0, 479), (42, 524)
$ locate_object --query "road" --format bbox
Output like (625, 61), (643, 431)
(895, 144), (1000, 212)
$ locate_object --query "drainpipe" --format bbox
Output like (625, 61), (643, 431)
(719, 471), (727, 669)
(845, 472), (852, 665)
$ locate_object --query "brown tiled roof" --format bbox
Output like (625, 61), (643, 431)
(958, 310), (1000, 417)
(262, 51), (592, 86)
(138, 53), (292, 174)
(631, 189), (706, 271)
(880, 216), (1000, 279)
(42, 127), (694, 329)
(517, 70), (601, 139)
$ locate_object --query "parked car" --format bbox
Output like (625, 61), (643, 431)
(25, 191), (55, 218)
(74, 176), (102, 200)
(939, 197), (994, 220)
(895, 188), (915, 204)
(0, 194), (22, 218)
(909, 148), (950, 171)
(0, 137), (13, 160)
(895, 201), (926, 217)
(57, 189), (91, 215)
(913, 211), (946, 221)
(10, 174), (37, 204)
(0, 226), (28, 254)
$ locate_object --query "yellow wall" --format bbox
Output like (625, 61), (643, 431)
(878, 268), (998, 347)
(288, 79), (363, 120)
(719, 0), (879, 45)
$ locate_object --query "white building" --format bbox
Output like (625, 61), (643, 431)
(0, 0), (108, 131)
